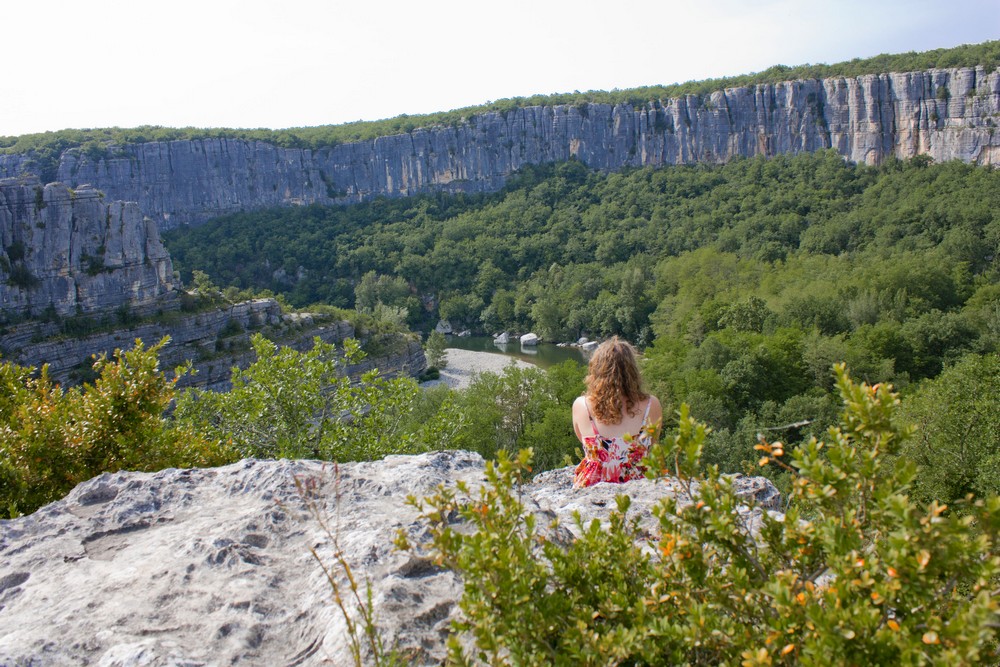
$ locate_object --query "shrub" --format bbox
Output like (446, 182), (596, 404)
(425, 330), (448, 369)
(172, 333), (445, 462)
(0, 338), (231, 518)
(404, 365), (1000, 665)
(6, 263), (39, 289)
(899, 353), (1000, 506)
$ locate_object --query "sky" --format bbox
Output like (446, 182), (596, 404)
(3, 0), (998, 137)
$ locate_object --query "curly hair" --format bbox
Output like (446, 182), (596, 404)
(584, 337), (649, 424)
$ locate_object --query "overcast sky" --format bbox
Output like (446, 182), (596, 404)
(3, 0), (998, 137)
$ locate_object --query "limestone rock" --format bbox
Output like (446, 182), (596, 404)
(434, 320), (452, 334)
(0, 299), (425, 390)
(520, 332), (539, 346)
(0, 451), (782, 665)
(0, 178), (176, 317)
(1, 68), (997, 231)
(494, 331), (510, 344)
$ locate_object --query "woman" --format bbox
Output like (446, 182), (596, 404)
(572, 337), (662, 488)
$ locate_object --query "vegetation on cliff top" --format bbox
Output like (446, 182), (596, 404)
(1, 39), (997, 162)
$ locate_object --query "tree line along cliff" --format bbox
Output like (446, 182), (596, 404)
(0, 66), (998, 231)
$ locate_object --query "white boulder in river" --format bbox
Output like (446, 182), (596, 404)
(520, 333), (539, 346)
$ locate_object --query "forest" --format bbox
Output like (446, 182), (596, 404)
(162, 152), (1000, 495)
(3, 148), (1000, 663)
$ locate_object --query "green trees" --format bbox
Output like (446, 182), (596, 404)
(173, 333), (440, 462)
(899, 353), (1000, 506)
(162, 152), (1000, 490)
(450, 361), (585, 472)
(0, 338), (230, 518)
(405, 368), (1000, 665)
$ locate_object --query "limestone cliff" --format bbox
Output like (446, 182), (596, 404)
(0, 298), (427, 390)
(0, 178), (425, 387)
(0, 67), (997, 230)
(0, 177), (176, 315)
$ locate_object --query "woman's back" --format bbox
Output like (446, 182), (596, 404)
(571, 337), (662, 488)
(572, 394), (662, 488)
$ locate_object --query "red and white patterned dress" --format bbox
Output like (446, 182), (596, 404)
(573, 398), (656, 488)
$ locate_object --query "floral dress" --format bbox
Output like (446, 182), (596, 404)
(573, 398), (657, 488)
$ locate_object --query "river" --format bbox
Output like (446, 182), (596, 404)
(444, 335), (587, 369)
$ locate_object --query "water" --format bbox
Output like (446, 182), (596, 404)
(444, 335), (587, 369)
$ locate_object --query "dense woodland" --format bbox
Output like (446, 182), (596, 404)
(4, 40), (1000, 662)
(163, 152), (1000, 495)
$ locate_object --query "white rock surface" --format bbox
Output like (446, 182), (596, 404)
(422, 348), (534, 390)
(520, 333), (539, 346)
(0, 452), (781, 665)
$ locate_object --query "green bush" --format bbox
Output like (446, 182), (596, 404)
(0, 338), (231, 518)
(172, 333), (453, 462)
(899, 353), (1000, 506)
(425, 330), (448, 369)
(450, 360), (584, 472)
(404, 366), (1000, 665)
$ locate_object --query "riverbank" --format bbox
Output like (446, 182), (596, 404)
(421, 348), (536, 390)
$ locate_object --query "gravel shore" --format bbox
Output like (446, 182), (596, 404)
(421, 348), (536, 390)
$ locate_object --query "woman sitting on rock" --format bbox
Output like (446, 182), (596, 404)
(572, 336), (662, 488)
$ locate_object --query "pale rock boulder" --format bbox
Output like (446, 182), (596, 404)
(0, 451), (781, 666)
(520, 332), (539, 346)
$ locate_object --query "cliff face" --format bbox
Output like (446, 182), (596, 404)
(0, 178), (176, 315)
(0, 180), (425, 388)
(1, 67), (997, 230)
(0, 298), (427, 390)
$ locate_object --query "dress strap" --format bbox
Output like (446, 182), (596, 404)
(642, 398), (652, 423)
(584, 398), (600, 436)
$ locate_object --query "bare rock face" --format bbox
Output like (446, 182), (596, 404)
(0, 296), (425, 390)
(0, 67), (996, 230)
(0, 451), (781, 665)
(0, 178), (176, 317)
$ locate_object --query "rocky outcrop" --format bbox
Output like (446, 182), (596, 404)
(0, 451), (781, 665)
(1, 67), (997, 230)
(0, 178), (425, 388)
(0, 178), (176, 315)
(0, 298), (426, 390)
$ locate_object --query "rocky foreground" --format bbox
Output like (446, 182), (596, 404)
(0, 451), (780, 665)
